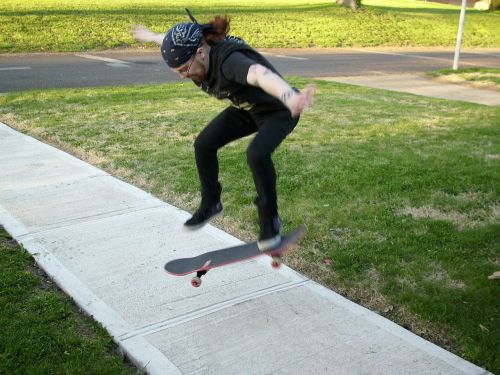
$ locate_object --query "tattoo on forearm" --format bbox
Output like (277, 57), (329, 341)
(280, 89), (295, 103)
(262, 68), (272, 76)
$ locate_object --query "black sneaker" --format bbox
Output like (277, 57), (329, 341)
(184, 202), (223, 230)
(257, 215), (282, 251)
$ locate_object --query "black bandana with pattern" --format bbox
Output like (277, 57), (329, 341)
(161, 22), (203, 68)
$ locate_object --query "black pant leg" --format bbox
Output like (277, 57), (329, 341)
(247, 110), (299, 219)
(194, 106), (257, 204)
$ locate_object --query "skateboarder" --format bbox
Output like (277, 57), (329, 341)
(133, 11), (315, 250)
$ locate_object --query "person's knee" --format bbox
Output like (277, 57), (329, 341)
(247, 143), (270, 167)
(246, 144), (258, 166)
(194, 132), (212, 155)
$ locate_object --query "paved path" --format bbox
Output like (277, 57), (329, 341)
(317, 74), (500, 106)
(0, 122), (491, 374)
(1, 48), (498, 92)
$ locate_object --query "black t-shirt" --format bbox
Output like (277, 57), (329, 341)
(220, 52), (286, 111)
(194, 40), (288, 115)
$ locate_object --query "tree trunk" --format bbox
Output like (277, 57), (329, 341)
(336, 0), (361, 10)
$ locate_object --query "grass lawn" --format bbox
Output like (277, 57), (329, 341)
(427, 67), (500, 91)
(0, 0), (499, 52)
(0, 79), (499, 372)
(0, 227), (139, 374)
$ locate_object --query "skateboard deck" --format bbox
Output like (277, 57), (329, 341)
(165, 225), (306, 287)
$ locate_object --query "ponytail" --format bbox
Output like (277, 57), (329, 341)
(203, 15), (230, 44)
(184, 9), (230, 45)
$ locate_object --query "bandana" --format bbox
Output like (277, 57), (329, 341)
(161, 22), (203, 68)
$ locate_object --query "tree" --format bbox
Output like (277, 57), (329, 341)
(336, 0), (362, 10)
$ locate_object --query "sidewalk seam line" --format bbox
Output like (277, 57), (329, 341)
(119, 279), (311, 341)
(14, 203), (166, 240)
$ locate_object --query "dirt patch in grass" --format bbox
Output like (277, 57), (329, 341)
(399, 204), (499, 230)
(424, 262), (467, 290)
(429, 68), (500, 91)
(435, 74), (500, 91)
(485, 154), (500, 161)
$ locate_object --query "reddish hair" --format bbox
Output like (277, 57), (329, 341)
(203, 15), (230, 44)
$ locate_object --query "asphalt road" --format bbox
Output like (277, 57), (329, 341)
(0, 48), (498, 92)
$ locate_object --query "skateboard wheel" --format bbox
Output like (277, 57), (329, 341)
(271, 256), (282, 269)
(191, 277), (202, 287)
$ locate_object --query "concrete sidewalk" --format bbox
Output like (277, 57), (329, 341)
(0, 121), (491, 375)
(317, 74), (500, 106)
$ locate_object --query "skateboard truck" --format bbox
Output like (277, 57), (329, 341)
(271, 255), (282, 269)
(191, 270), (207, 288)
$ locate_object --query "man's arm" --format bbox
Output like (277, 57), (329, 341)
(132, 25), (164, 45)
(247, 64), (315, 117)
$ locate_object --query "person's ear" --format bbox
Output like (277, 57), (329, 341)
(199, 45), (210, 61)
(196, 47), (204, 60)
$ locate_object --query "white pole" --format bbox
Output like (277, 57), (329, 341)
(453, 0), (467, 70)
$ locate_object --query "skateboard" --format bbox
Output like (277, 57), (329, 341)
(164, 225), (306, 287)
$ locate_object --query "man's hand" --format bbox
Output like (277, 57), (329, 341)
(132, 25), (164, 45)
(283, 85), (316, 117)
(247, 64), (316, 117)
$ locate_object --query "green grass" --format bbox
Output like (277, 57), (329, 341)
(0, 228), (139, 374)
(0, 79), (499, 372)
(0, 0), (499, 52)
(427, 67), (500, 90)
